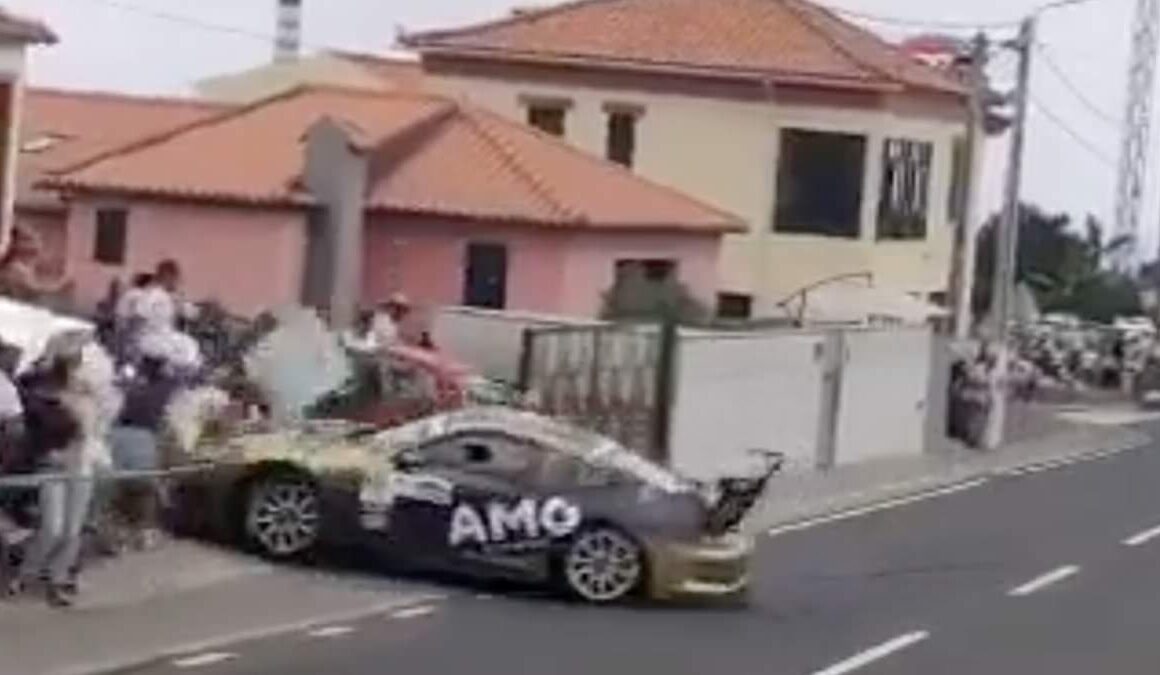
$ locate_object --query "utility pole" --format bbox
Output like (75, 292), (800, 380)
(948, 33), (989, 340)
(984, 16), (1034, 451)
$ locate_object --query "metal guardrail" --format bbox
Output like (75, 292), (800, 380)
(0, 463), (217, 490)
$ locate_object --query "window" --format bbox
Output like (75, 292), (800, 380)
(420, 432), (544, 481)
(716, 293), (753, 320)
(93, 208), (128, 265)
(947, 136), (967, 224)
(615, 259), (676, 284)
(774, 129), (866, 238)
(526, 104), (566, 137)
(605, 109), (639, 167)
(877, 137), (934, 240)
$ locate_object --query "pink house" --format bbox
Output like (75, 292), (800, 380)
(41, 86), (740, 321)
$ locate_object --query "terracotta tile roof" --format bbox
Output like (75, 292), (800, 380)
(46, 88), (451, 206)
(405, 0), (965, 96)
(19, 88), (227, 211)
(45, 86), (741, 232)
(367, 104), (742, 231)
(0, 7), (55, 44)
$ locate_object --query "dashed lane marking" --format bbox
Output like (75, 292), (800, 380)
(767, 478), (988, 538)
(810, 631), (929, 675)
(1008, 565), (1080, 597)
(390, 604), (438, 620)
(172, 652), (236, 669)
(1123, 524), (1160, 547)
(307, 625), (355, 638)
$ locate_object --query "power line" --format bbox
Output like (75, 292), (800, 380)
(1030, 94), (1118, 167)
(1035, 43), (1120, 127)
(73, 0), (342, 53)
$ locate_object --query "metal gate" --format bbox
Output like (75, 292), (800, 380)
(517, 322), (673, 460)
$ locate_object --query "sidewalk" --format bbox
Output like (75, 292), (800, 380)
(753, 402), (1155, 531)
(0, 543), (439, 675)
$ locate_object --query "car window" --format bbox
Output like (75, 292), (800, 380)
(537, 452), (623, 489)
(418, 432), (544, 481)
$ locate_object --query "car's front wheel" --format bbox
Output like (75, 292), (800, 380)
(562, 526), (644, 603)
(243, 472), (321, 560)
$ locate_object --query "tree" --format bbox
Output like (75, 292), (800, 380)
(972, 204), (1141, 323)
(600, 267), (708, 324)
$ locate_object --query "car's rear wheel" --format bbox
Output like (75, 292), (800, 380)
(243, 473), (321, 560)
(562, 526), (643, 603)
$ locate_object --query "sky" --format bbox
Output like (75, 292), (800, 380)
(11, 0), (1148, 251)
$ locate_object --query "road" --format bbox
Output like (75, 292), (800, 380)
(117, 433), (1160, 675)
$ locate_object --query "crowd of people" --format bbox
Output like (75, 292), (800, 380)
(0, 245), (457, 607)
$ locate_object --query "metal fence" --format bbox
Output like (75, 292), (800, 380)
(518, 322), (674, 460)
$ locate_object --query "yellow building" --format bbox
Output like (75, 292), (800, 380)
(405, 0), (971, 317)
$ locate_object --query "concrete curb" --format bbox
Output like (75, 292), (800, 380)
(761, 430), (1152, 534)
(60, 592), (447, 675)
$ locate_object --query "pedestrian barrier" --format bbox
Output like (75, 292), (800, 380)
(0, 463), (217, 490)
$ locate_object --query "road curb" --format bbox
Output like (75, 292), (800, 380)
(61, 592), (447, 675)
(763, 432), (1152, 536)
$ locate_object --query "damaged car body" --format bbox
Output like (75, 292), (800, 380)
(175, 407), (783, 604)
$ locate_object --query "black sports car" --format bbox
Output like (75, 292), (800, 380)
(175, 407), (783, 604)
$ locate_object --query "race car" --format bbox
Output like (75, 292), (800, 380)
(173, 407), (782, 604)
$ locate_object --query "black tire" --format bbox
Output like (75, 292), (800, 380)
(560, 525), (644, 604)
(242, 472), (321, 560)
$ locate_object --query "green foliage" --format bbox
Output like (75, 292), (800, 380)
(600, 268), (708, 324)
(972, 204), (1140, 323)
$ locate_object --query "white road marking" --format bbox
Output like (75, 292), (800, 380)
(390, 604), (438, 620)
(999, 444), (1140, 477)
(1123, 524), (1160, 547)
(172, 652), (236, 669)
(1007, 565), (1080, 597)
(810, 631), (929, 675)
(307, 625), (355, 638)
(767, 478), (988, 538)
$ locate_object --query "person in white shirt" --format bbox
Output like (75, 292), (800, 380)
(372, 293), (410, 347)
(137, 261), (182, 336)
(341, 310), (381, 356)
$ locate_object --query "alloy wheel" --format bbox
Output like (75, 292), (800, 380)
(563, 527), (643, 603)
(245, 477), (320, 558)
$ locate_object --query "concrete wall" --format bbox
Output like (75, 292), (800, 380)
(432, 306), (606, 382)
(363, 214), (721, 317)
(834, 327), (933, 466)
(668, 325), (934, 481)
(670, 329), (827, 478)
(426, 64), (962, 311)
(64, 199), (308, 316)
(195, 53), (390, 104)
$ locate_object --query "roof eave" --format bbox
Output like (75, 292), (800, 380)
(39, 179), (316, 209)
(366, 203), (743, 234)
(414, 44), (964, 96)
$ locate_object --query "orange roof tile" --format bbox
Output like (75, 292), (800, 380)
(0, 7), (55, 44)
(405, 0), (964, 96)
(47, 88), (451, 206)
(46, 86), (741, 232)
(20, 88), (227, 210)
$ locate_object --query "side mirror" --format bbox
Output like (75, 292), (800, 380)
(393, 448), (426, 472)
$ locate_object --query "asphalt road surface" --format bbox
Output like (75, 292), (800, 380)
(119, 435), (1160, 675)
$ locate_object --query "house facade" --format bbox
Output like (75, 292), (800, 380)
(195, 51), (424, 104)
(405, 0), (971, 317)
(41, 87), (740, 321)
(19, 88), (226, 275)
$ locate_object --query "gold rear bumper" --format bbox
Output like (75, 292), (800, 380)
(645, 533), (754, 600)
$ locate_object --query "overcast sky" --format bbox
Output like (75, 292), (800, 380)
(12, 0), (1148, 251)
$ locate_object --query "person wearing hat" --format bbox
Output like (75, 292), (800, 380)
(372, 293), (411, 347)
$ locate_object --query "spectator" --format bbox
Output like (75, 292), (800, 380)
(342, 310), (381, 356)
(372, 293), (411, 346)
(0, 228), (71, 303)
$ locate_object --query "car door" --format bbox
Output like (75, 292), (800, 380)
(370, 431), (544, 576)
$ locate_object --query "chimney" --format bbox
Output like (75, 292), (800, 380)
(273, 0), (302, 63)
